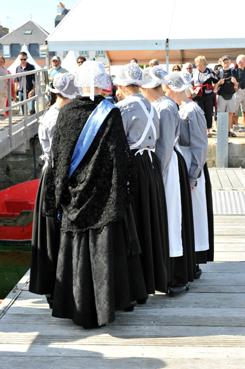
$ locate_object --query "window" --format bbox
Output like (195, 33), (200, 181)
(28, 43), (39, 57)
(39, 44), (48, 58)
(24, 30), (32, 35)
(3, 45), (10, 57)
(0, 44), (3, 55)
(80, 50), (89, 57)
(10, 43), (21, 57)
(96, 50), (105, 57)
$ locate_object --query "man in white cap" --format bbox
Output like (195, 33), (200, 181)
(30, 60), (147, 329)
(114, 63), (170, 296)
(48, 56), (67, 83)
(164, 72), (214, 274)
(141, 66), (195, 293)
(48, 56), (68, 104)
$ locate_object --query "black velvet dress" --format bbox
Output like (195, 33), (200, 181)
(130, 150), (169, 294)
(173, 149), (196, 284)
(195, 164), (214, 264)
(29, 96), (147, 328)
(29, 166), (60, 295)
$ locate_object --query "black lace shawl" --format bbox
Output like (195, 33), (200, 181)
(45, 96), (133, 231)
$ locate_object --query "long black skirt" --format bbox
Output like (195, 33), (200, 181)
(172, 149), (196, 284)
(52, 209), (147, 328)
(29, 167), (60, 295)
(29, 169), (147, 329)
(131, 150), (169, 294)
(195, 163), (214, 264)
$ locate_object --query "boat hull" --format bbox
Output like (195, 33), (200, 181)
(0, 179), (39, 241)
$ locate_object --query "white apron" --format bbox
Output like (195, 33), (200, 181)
(164, 149), (183, 257)
(180, 146), (209, 252)
(128, 96), (182, 257)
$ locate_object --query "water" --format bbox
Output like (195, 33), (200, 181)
(0, 242), (31, 299)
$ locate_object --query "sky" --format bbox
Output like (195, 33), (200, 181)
(0, 0), (80, 34)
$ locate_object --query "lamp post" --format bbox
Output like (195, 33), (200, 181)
(165, 38), (169, 72)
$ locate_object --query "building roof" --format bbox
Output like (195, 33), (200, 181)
(0, 20), (48, 45)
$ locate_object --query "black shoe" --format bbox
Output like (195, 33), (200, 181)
(45, 294), (53, 309)
(124, 305), (135, 312)
(123, 301), (136, 312)
(168, 283), (190, 297)
(137, 297), (148, 305)
(194, 264), (202, 279)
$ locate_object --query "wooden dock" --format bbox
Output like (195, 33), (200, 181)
(210, 167), (245, 191)
(1, 170), (245, 369)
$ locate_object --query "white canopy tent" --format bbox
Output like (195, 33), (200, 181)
(8, 44), (41, 74)
(47, 0), (245, 66)
(61, 50), (79, 74)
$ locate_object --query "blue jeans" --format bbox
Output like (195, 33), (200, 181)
(18, 90), (35, 114)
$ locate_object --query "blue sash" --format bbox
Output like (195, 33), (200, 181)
(68, 99), (115, 178)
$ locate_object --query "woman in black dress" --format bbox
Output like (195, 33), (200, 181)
(192, 55), (218, 136)
(30, 61), (147, 328)
(29, 73), (79, 300)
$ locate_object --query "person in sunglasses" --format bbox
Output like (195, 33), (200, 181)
(15, 51), (36, 115)
(48, 56), (68, 105)
(76, 56), (86, 66)
(215, 55), (238, 137)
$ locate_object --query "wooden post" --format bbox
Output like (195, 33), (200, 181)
(216, 112), (229, 167)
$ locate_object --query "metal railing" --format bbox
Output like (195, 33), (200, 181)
(0, 68), (48, 159)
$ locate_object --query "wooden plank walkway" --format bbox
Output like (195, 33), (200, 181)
(0, 215), (245, 369)
(1, 169), (245, 369)
(210, 168), (245, 214)
(209, 167), (245, 190)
